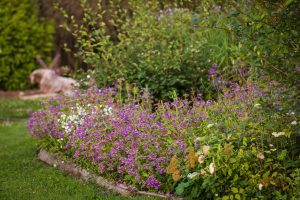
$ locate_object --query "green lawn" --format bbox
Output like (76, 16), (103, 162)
(0, 98), (154, 200)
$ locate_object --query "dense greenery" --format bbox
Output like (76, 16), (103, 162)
(28, 69), (300, 198)
(60, 0), (299, 100)
(0, 0), (54, 90)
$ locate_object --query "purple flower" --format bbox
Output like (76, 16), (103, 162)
(145, 175), (162, 190)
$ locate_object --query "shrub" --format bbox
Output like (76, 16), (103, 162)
(198, 0), (300, 84)
(0, 0), (54, 90)
(60, 0), (232, 100)
(28, 69), (299, 197)
(60, 0), (299, 100)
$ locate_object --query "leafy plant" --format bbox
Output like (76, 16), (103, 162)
(28, 69), (299, 197)
(0, 0), (54, 90)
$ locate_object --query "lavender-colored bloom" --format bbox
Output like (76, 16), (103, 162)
(208, 64), (218, 77)
(145, 175), (162, 190)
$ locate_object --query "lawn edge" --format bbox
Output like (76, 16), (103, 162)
(37, 149), (181, 199)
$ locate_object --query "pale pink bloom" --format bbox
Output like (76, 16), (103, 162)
(198, 155), (205, 164)
(202, 145), (210, 155)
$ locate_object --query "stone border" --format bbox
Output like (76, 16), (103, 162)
(38, 149), (180, 199)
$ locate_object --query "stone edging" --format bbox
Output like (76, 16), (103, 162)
(38, 149), (180, 199)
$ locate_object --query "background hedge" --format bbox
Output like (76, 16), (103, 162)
(0, 0), (54, 90)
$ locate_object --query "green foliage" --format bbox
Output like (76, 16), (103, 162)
(61, 0), (233, 100)
(0, 0), (54, 90)
(62, 0), (299, 100)
(172, 82), (300, 199)
(198, 0), (300, 82)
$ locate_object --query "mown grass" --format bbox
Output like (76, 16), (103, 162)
(0, 98), (155, 200)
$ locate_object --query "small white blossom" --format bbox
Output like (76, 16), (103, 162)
(53, 164), (57, 168)
(254, 103), (261, 108)
(270, 148), (277, 152)
(209, 163), (215, 174)
(202, 145), (210, 155)
(291, 121), (297, 125)
(272, 132), (285, 137)
(198, 155), (205, 164)
(287, 111), (295, 115)
(103, 105), (113, 116)
(258, 184), (263, 190)
(257, 152), (265, 160)
(207, 124), (214, 128)
(87, 75), (91, 79)
(187, 172), (200, 179)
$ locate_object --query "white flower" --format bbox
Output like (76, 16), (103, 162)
(270, 148), (277, 152)
(269, 144), (274, 147)
(254, 103), (261, 108)
(198, 155), (205, 164)
(291, 121), (297, 125)
(53, 164), (57, 168)
(257, 152), (265, 160)
(87, 75), (91, 79)
(209, 163), (215, 174)
(187, 172), (200, 179)
(207, 124), (214, 128)
(272, 132), (285, 137)
(202, 145), (210, 155)
(287, 111), (295, 115)
(258, 183), (263, 190)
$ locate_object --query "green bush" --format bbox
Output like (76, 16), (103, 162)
(61, 1), (232, 100)
(198, 0), (300, 83)
(0, 0), (54, 90)
(62, 0), (299, 100)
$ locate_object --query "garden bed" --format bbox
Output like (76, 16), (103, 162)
(38, 149), (178, 199)
(28, 81), (299, 199)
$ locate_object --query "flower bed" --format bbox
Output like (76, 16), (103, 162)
(37, 148), (176, 198)
(28, 78), (299, 199)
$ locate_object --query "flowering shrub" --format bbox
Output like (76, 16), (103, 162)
(28, 72), (299, 198)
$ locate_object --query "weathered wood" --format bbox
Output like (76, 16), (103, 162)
(36, 55), (48, 68)
(37, 149), (181, 199)
(49, 53), (61, 69)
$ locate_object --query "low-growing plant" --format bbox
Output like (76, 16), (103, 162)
(28, 69), (299, 198)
